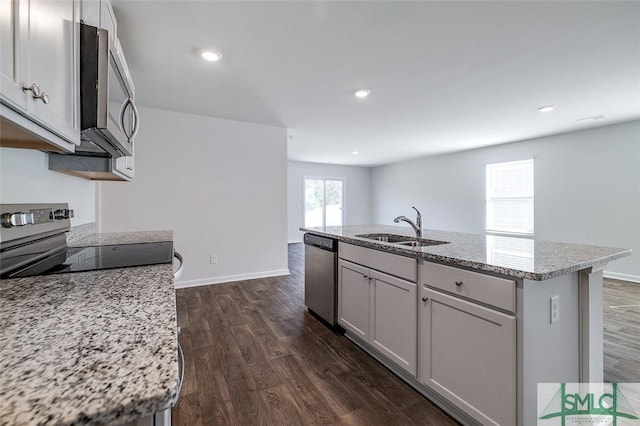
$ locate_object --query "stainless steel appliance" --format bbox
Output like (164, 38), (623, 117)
(304, 233), (338, 326)
(77, 23), (138, 157)
(0, 203), (172, 279)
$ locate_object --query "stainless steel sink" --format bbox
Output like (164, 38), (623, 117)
(355, 233), (448, 248)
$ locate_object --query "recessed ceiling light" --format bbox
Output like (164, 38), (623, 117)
(354, 89), (371, 99)
(201, 50), (223, 62)
(538, 105), (555, 113)
(352, 151), (359, 155)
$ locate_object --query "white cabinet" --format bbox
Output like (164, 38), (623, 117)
(370, 269), (417, 374)
(338, 257), (417, 375)
(113, 143), (135, 179)
(0, 0), (80, 151)
(81, 0), (100, 27)
(100, 0), (117, 45)
(338, 260), (370, 340)
(419, 263), (516, 426)
(0, 0), (27, 112)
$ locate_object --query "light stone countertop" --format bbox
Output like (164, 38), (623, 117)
(70, 230), (173, 248)
(0, 231), (178, 426)
(301, 225), (631, 281)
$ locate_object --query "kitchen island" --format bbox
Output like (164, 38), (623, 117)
(301, 225), (631, 426)
(0, 231), (179, 426)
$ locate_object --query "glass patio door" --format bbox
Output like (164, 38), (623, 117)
(304, 178), (344, 228)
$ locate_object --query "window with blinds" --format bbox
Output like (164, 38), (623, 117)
(486, 159), (534, 235)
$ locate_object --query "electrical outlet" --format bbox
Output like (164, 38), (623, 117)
(551, 295), (560, 324)
(210, 254), (218, 264)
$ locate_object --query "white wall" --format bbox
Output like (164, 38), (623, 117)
(98, 106), (289, 287)
(371, 120), (640, 281)
(287, 160), (371, 242)
(0, 148), (96, 226)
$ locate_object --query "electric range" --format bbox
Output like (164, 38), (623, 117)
(1, 203), (173, 279)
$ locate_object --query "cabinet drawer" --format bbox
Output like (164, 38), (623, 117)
(339, 242), (417, 282)
(421, 262), (515, 313)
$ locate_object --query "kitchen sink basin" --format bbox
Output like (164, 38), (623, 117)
(355, 233), (448, 248)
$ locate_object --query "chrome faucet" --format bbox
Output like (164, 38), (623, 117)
(394, 206), (422, 238)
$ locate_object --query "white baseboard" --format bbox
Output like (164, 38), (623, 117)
(288, 239), (303, 244)
(175, 269), (290, 289)
(604, 271), (640, 284)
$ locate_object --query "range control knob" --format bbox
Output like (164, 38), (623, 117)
(53, 209), (74, 220)
(1, 212), (35, 228)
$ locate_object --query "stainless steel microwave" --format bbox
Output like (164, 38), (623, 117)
(79, 23), (137, 157)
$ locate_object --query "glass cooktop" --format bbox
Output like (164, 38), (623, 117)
(2, 241), (173, 279)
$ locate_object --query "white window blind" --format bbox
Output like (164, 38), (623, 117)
(486, 159), (534, 235)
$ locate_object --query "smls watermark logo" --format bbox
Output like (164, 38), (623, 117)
(538, 383), (640, 425)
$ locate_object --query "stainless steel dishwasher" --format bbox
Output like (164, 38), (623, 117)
(304, 233), (338, 326)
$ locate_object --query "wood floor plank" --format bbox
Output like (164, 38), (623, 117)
(173, 243), (638, 425)
(603, 278), (640, 383)
(171, 392), (204, 426)
(270, 355), (341, 424)
(260, 383), (306, 425)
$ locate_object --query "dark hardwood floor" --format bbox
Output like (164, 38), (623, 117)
(172, 243), (458, 425)
(603, 277), (640, 383)
(173, 243), (640, 425)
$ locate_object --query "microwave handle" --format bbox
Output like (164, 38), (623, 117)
(130, 98), (140, 141)
(119, 97), (140, 142)
(118, 97), (131, 139)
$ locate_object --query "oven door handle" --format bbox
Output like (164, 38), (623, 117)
(173, 250), (184, 280)
(172, 341), (185, 408)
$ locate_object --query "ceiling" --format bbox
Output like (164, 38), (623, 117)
(112, 1), (640, 167)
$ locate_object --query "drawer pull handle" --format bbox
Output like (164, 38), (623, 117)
(455, 280), (463, 287)
(421, 297), (428, 302)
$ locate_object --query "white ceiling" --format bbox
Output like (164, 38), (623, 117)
(112, 1), (640, 167)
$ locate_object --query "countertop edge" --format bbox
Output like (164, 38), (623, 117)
(300, 227), (632, 281)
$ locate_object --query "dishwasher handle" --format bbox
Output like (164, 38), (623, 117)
(303, 233), (337, 252)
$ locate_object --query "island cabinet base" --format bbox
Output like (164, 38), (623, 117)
(335, 241), (606, 426)
(419, 287), (516, 426)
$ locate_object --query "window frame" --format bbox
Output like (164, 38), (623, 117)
(485, 159), (534, 237)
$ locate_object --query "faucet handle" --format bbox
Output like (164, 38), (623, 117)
(412, 206), (422, 232)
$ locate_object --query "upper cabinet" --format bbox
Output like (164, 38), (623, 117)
(0, 0), (80, 152)
(81, 0), (100, 27)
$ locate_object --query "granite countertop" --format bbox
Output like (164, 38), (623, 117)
(0, 231), (178, 426)
(301, 225), (631, 281)
(70, 230), (173, 248)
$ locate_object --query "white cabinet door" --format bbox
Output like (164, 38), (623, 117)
(113, 145), (134, 180)
(81, 0), (100, 26)
(338, 259), (371, 340)
(0, 0), (28, 110)
(420, 287), (516, 426)
(100, 0), (116, 43)
(21, 0), (79, 144)
(1, 0), (79, 149)
(371, 270), (417, 375)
